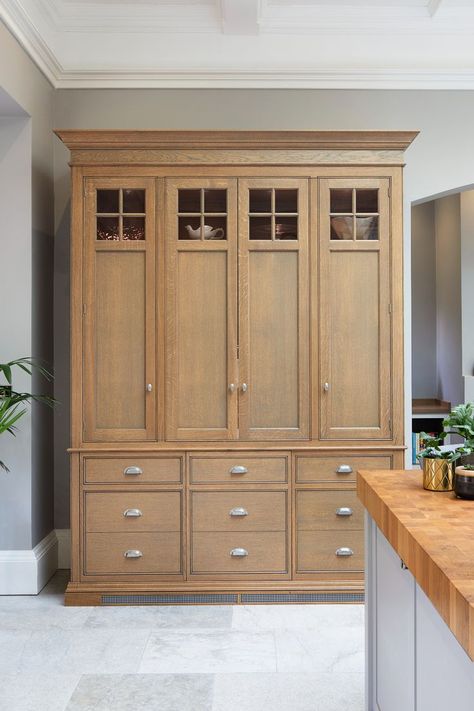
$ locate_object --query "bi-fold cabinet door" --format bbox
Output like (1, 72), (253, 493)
(165, 177), (310, 441)
(82, 178), (156, 442)
(318, 178), (392, 440)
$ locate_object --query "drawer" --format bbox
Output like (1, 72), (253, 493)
(85, 532), (181, 575)
(192, 532), (287, 574)
(297, 530), (364, 573)
(296, 490), (364, 530)
(295, 455), (392, 484)
(190, 454), (288, 484)
(84, 457), (182, 484)
(192, 491), (286, 532)
(85, 492), (181, 533)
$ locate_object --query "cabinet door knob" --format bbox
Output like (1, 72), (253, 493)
(336, 547), (354, 557)
(336, 464), (353, 474)
(146, 383), (153, 392)
(323, 382), (330, 392)
(123, 508), (143, 518)
(229, 465), (248, 475)
(124, 550), (143, 558)
(241, 383), (248, 393)
(123, 466), (143, 476)
(336, 507), (353, 517)
(229, 507), (248, 517)
(228, 383), (235, 393)
(230, 548), (248, 557)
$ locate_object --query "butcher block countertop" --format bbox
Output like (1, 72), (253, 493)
(357, 468), (474, 660)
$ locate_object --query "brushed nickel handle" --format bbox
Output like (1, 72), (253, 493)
(229, 507), (248, 517)
(336, 507), (353, 517)
(146, 383), (153, 392)
(123, 466), (143, 476)
(124, 550), (143, 558)
(229, 383), (235, 393)
(336, 547), (354, 557)
(230, 548), (248, 557)
(323, 382), (329, 392)
(123, 508), (143, 518)
(241, 383), (248, 393)
(229, 465), (248, 475)
(336, 464), (353, 474)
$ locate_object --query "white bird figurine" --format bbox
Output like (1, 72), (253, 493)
(185, 224), (225, 240)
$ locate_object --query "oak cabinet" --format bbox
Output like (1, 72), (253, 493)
(56, 129), (416, 605)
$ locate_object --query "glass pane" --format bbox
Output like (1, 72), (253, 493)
(356, 189), (378, 213)
(123, 216), (145, 241)
(249, 216), (272, 240)
(330, 189), (353, 214)
(97, 216), (119, 241)
(275, 189), (298, 213)
(97, 189), (119, 214)
(356, 216), (379, 240)
(204, 189), (226, 213)
(123, 189), (145, 214)
(178, 189), (201, 213)
(249, 189), (272, 213)
(330, 216), (353, 240)
(203, 216), (226, 240)
(179, 216), (201, 240)
(275, 216), (298, 240)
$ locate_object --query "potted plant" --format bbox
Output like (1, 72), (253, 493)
(417, 432), (463, 492)
(0, 357), (56, 472)
(442, 403), (474, 466)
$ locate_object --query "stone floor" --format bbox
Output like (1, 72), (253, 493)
(0, 571), (364, 710)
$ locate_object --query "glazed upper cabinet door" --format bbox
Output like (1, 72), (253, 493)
(238, 179), (309, 440)
(318, 178), (392, 440)
(165, 179), (238, 441)
(83, 178), (156, 441)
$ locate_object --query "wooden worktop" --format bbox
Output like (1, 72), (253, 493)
(358, 469), (474, 660)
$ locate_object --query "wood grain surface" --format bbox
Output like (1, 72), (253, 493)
(357, 468), (474, 660)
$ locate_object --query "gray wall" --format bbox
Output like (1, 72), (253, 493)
(411, 202), (437, 398)
(0, 20), (54, 548)
(460, 191), (474, 381)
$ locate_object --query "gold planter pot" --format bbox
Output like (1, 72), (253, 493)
(421, 458), (454, 492)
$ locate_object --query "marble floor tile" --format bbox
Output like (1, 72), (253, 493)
(0, 606), (92, 631)
(211, 672), (364, 711)
(139, 630), (277, 674)
(85, 604), (233, 630)
(274, 626), (364, 674)
(232, 604), (364, 631)
(66, 673), (213, 711)
(0, 631), (32, 674)
(15, 628), (151, 674)
(0, 674), (80, 711)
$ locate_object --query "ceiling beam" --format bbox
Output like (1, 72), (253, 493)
(428, 0), (444, 18)
(220, 0), (261, 35)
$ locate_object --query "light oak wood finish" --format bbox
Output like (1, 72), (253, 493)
(83, 455), (183, 484)
(56, 130), (414, 603)
(296, 490), (363, 530)
(358, 468), (474, 661)
(85, 491), (181, 532)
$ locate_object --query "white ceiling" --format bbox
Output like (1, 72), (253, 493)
(1, 0), (474, 88)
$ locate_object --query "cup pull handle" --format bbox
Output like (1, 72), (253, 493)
(336, 465), (353, 474)
(123, 509), (143, 518)
(229, 466), (248, 475)
(230, 548), (248, 557)
(124, 466), (143, 476)
(229, 507), (248, 517)
(124, 550), (143, 558)
(336, 507), (353, 517)
(336, 547), (354, 557)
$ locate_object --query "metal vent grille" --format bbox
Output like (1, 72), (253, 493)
(240, 592), (364, 604)
(101, 593), (238, 605)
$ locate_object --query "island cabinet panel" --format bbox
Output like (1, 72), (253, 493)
(57, 129), (414, 604)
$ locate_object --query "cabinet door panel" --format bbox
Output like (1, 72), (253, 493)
(165, 178), (238, 440)
(319, 178), (391, 440)
(83, 178), (156, 441)
(239, 178), (309, 440)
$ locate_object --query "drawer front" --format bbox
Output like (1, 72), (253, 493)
(296, 490), (363, 530)
(295, 455), (391, 483)
(85, 532), (182, 575)
(190, 454), (288, 484)
(192, 491), (286, 532)
(84, 457), (182, 484)
(297, 530), (364, 573)
(192, 532), (287, 574)
(85, 492), (181, 533)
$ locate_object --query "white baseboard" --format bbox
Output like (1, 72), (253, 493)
(55, 528), (71, 569)
(0, 530), (58, 595)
